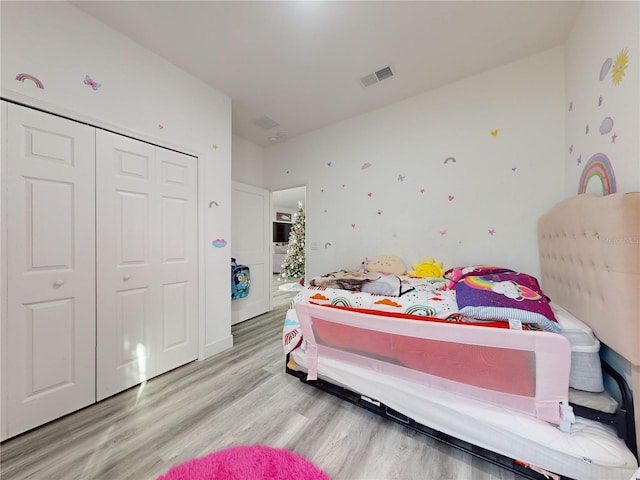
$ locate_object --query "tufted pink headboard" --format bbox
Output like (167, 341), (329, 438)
(537, 192), (640, 453)
(538, 192), (640, 365)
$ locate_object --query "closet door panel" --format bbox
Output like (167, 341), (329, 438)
(96, 132), (157, 400)
(27, 179), (73, 268)
(4, 104), (96, 439)
(162, 282), (189, 349)
(28, 299), (75, 390)
(155, 148), (197, 374)
(96, 132), (197, 401)
(117, 190), (150, 264)
(114, 287), (151, 381)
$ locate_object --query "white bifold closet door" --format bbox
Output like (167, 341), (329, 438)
(5, 103), (96, 439)
(95, 131), (198, 401)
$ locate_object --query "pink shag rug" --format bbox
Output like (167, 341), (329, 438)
(157, 445), (330, 480)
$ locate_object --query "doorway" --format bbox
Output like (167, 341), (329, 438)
(271, 186), (306, 307)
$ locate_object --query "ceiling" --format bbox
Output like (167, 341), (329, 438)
(72, 1), (582, 148)
(273, 186), (306, 211)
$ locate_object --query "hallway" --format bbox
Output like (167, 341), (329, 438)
(272, 274), (303, 309)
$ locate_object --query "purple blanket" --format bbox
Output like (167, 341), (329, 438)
(455, 269), (559, 332)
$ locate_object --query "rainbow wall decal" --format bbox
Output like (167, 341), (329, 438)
(15, 73), (44, 89)
(578, 153), (617, 195)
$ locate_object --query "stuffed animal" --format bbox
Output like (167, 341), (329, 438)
(408, 257), (444, 278)
(366, 255), (406, 276)
(443, 268), (463, 290)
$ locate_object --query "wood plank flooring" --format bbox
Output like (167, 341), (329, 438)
(272, 273), (303, 308)
(0, 286), (526, 480)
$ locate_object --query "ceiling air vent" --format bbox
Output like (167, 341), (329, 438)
(359, 66), (394, 87)
(253, 116), (279, 130)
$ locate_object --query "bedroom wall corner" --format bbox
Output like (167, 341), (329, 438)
(564, 1), (640, 196)
(232, 134), (267, 188)
(0, 1), (234, 360)
(264, 48), (566, 280)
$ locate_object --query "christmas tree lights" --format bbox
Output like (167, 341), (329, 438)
(280, 203), (305, 280)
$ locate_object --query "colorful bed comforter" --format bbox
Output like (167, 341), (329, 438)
(283, 275), (458, 354)
(283, 267), (560, 354)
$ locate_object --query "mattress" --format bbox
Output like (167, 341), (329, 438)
(290, 349), (638, 480)
(551, 303), (604, 393)
(284, 266), (637, 477)
(286, 280), (605, 400)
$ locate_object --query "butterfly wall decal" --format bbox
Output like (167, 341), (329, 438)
(84, 75), (101, 91)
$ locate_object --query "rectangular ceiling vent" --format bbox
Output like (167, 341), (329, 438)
(253, 116), (279, 130)
(360, 66), (394, 87)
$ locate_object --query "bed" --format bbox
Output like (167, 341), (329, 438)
(283, 192), (640, 480)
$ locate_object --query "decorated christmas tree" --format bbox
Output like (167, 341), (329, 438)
(280, 203), (305, 280)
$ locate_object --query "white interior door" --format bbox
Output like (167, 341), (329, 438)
(231, 182), (270, 324)
(4, 103), (96, 439)
(96, 131), (197, 400)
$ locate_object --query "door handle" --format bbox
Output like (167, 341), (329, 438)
(53, 279), (64, 288)
(123, 274), (131, 281)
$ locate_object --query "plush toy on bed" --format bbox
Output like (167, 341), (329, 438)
(366, 255), (406, 275)
(408, 257), (444, 278)
(443, 268), (463, 290)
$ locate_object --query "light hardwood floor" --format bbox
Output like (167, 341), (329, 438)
(0, 284), (526, 480)
(272, 273), (303, 308)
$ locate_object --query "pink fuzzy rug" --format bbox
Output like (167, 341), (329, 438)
(157, 445), (330, 480)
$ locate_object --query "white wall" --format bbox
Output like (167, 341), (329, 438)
(265, 48), (566, 280)
(564, 1), (640, 195)
(232, 134), (267, 187)
(1, 1), (233, 358)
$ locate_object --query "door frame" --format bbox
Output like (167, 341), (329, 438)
(1, 101), (8, 438)
(270, 184), (308, 289)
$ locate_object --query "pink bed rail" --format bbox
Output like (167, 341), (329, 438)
(295, 302), (572, 426)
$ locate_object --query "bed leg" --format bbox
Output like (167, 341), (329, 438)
(286, 356), (297, 370)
